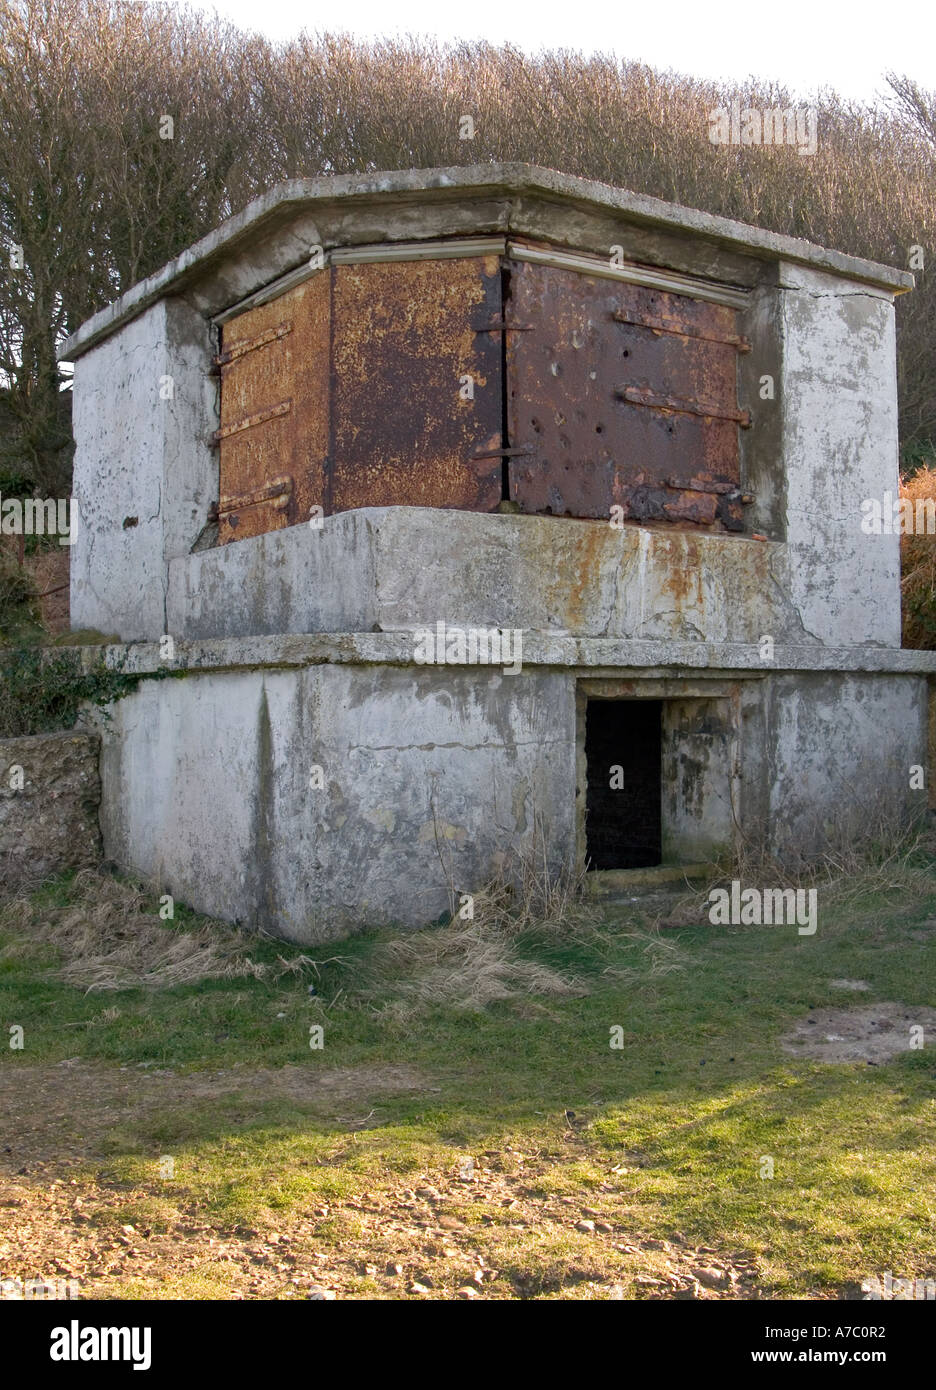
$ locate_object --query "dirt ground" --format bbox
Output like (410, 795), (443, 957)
(0, 1059), (768, 1301)
(780, 1002), (936, 1065)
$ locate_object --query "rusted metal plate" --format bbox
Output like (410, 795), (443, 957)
(505, 259), (745, 529)
(217, 274), (330, 543)
(329, 256), (503, 513)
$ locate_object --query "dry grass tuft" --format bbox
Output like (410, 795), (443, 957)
(368, 920), (585, 1017)
(362, 851), (598, 1017)
(646, 813), (936, 929)
(0, 868), (315, 991)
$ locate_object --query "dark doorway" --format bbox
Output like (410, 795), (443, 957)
(585, 699), (662, 869)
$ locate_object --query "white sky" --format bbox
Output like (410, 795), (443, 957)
(186, 0), (934, 104)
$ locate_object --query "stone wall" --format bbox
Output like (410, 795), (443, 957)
(0, 731), (102, 884)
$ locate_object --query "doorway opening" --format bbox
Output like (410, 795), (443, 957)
(584, 699), (662, 869)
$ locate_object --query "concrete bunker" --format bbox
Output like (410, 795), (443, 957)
(58, 165), (936, 940)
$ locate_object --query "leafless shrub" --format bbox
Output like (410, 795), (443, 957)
(0, 545), (36, 634)
(900, 464), (936, 648)
(1, 4), (935, 499)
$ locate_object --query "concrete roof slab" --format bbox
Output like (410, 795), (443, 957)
(59, 164), (914, 362)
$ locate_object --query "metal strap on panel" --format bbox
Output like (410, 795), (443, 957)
(330, 237), (507, 266)
(664, 476), (753, 501)
(211, 398), (292, 443)
(616, 384), (752, 427)
(217, 474), (294, 516)
(507, 242), (751, 310)
(213, 238), (508, 324)
(214, 322), (293, 366)
(665, 475), (736, 495)
(612, 308), (751, 352)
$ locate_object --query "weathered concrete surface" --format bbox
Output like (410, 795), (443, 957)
(95, 665), (575, 939)
(91, 660), (929, 938)
(0, 731), (102, 884)
(59, 165), (912, 362)
(70, 298), (216, 641)
(740, 672), (928, 863)
(661, 697), (736, 863)
(168, 508), (806, 646)
(778, 264), (901, 647)
(88, 631), (936, 678)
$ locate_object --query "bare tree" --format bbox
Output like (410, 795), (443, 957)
(0, 4), (934, 498)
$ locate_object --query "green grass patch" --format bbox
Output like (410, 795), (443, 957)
(2, 860), (935, 1296)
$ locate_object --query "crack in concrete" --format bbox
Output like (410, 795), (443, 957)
(778, 286), (891, 303)
(348, 739), (567, 752)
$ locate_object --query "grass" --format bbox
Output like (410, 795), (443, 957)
(1, 849), (935, 1299)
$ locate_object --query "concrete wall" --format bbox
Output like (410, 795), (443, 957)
(777, 264), (901, 647)
(757, 672), (927, 861)
(96, 662), (576, 939)
(163, 473), (898, 649)
(92, 659), (928, 939)
(70, 298), (216, 641)
(166, 507), (804, 645)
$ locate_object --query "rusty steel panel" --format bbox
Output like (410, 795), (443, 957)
(217, 274), (330, 543)
(506, 260), (745, 529)
(329, 256), (503, 513)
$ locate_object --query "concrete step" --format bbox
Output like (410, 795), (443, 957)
(585, 864), (713, 899)
(585, 864), (714, 920)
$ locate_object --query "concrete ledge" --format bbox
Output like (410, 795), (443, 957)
(166, 507), (800, 648)
(53, 632), (936, 677)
